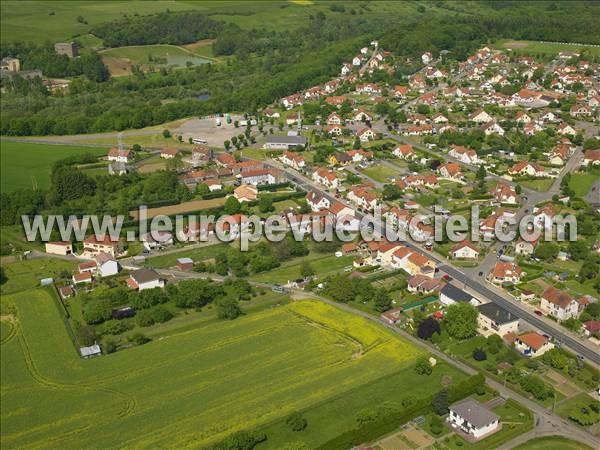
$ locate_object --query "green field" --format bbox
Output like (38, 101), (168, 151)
(496, 40), (600, 58)
(100, 44), (212, 66)
(0, 258), (77, 296)
(250, 254), (355, 284)
(568, 172), (599, 197)
(513, 436), (593, 450)
(0, 140), (105, 192)
(519, 178), (554, 192)
(0, 288), (430, 448)
(360, 164), (400, 183)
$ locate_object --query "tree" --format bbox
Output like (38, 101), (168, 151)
(218, 297), (242, 320)
(431, 389), (449, 415)
(417, 317), (441, 340)
(476, 165), (487, 180)
(136, 310), (155, 327)
(382, 183), (402, 200)
(430, 415), (443, 435)
(224, 139), (231, 150)
(300, 261), (315, 279)
(415, 356), (433, 375)
(224, 196), (241, 214)
(373, 288), (392, 312)
(486, 334), (504, 354)
(130, 333), (151, 346)
(473, 348), (487, 361)
(258, 196), (274, 213)
(285, 412), (307, 431)
(568, 240), (590, 261)
(534, 242), (559, 261)
(162, 129), (171, 138)
(443, 303), (478, 340)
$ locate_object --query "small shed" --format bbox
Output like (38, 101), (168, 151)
(80, 344), (102, 359)
(177, 257), (194, 272)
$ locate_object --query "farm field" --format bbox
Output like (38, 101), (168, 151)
(0, 289), (428, 449)
(250, 254), (355, 285)
(129, 197), (226, 219)
(0, 141), (105, 192)
(0, 258), (77, 296)
(496, 40), (600, 58)
(513, 436), (593, 450)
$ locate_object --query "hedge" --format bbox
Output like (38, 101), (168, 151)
(257, 182), (291, 192)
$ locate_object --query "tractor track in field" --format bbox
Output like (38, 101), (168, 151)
(15, 327), (137, 418)
(0, 316), (18, 345)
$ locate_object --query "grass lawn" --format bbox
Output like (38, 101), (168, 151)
(100, 44), (212, 67)
(520, 178), (554, 192)
(555, 393), (600, 427)
(0, 290), (430, 449)
(512, 435), (593, 450)
(143, 242), (230, 268)
(250, 254), (354, 284)
(568, 172), (599, 197)
(361, 164), (400, 183)
(0, 257), (77, 296)
(0, 140), (105, 192)
(496, 40), (600, 58)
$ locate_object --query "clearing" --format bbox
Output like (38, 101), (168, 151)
(0, 140), (105, 192)
(0, 290), (429, 448)
(496, 40), (600, 58)
(129, 198), (226, 220)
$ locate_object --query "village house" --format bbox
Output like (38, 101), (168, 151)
(393, 144), (415, 160)
(73, 272), (93, 284)
(407, 274), (443, 294)
(353, 109), (373, 122)
(215, 153), (236, 167)
(340, 63), (352, 76)
(286, 113), (299, 125)
(523, 122), (543, 136)
(540, 286), (582, 321)
(533, 203), (556, 230)
(327, 112), (343, 125)
(438, 162), (463, 180)
(329, 152), (352, 166)
(489, 261), (523, 284)
(327, 124), (343, 136)
(549, 143), (573, 166)
(469, 108), (494, 124)
(107, 147), (132, 163)
(357, 127), (375, 142)
(177, 257), (194, 272)
(515, 111), (532, 124)
(238, 168), (280, 185)
(306, 191), (331, 212)
(582, 320), (600, 337)
(432, 113), (448, 124)
(347, 186), (378, 211)
(279, 151), (306, 170)
(141, 231), (174, 252)
(233, 184), (258, 202)
(479, 209), (514, 239)
(477, 302), (519, 338)
(570, 104), (592, 117)
(127, 268), (165, 291)
(409, 74), (427, 91)
(421, 51), (433, 64)
(355, 83), (381, 95)
(451, 241), (480, 259)
(491, 182), (518, 205)
(583, 149), (600, 166)
(514, 237), (538, 256)
(557, 122), (577, 136)
(512, 88), (543, 105)
(78, 260), (97, 274)
(281, 93), (303, 109)
(447, 398), (500, 440)
(263, 108), (280, 119)
(508, 161), (547, 178)
(515, 332), (554, 357)
(160, 148), (179, 159)
(96, 252), (120, 277)
(394, 85), (408, 99)
(203, 179), (222, 192)
(45, 241), (73, 256)
(312, 167), (340, 190)
(346, 148), (373, 163)
(83, 235), (122, 258)
(482, 121), (505, 136)
(449, 145), (481, 165)
(440, 283), (480, 306)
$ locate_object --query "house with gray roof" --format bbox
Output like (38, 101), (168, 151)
(476, 302), (519, 337)
(447, 398), (500, 439)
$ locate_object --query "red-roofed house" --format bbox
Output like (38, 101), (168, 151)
(515, 332), (554, 357)
(490, 261), (523, 284)
(540, 286), (581, 320)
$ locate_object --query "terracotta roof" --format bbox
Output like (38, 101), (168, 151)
(542, 286), (574, 309)
(517, 332), (547, 351)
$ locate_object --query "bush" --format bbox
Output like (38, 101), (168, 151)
(286, 412), (307, 431)
(417, 317), (441, 340)
(102, 319), (131, 335)
(103, 339), (118, 354)
(130, 333), (151, 346)
(430, 415), (443, 435)
(136, 310), (155, 327)
(415, 356), (433, 375)
(150, 305), (173, 323)
(473, 348), (487, 361)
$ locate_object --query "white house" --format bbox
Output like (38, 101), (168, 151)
(449, 145), (480, 165)
(312, 168), (340, 189)
(127, 268), (165, 291)
(393, 144), (415, 160)
(540, 286), (581, 321)
(440, 283), (480, 306)
(96, 252), (119, 277)
(357, 127), (375, 142)
(280, 151), (306, 170)
(469, 108), (494, 124)
(306, 191), (331, 212)
(447, 399), (500, 440)
(421, 52), (433, 64)
(107, 147), (132, 163)
(515, 332), (555, 357)
(451, 241), (479, 259)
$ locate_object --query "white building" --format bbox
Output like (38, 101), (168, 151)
(477, 302), (519, 337)
(128, 269), (165, 291)
(447, 398), (500, 440)
(96, 253), (120, 277)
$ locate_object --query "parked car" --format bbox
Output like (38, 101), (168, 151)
(534, 310), (543, 316)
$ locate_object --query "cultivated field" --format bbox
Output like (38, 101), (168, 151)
(0, 290), (426, 448)
(0, 141), (105, 192)
(129, 198), (226, 219)
(498, 40), (600, 57)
